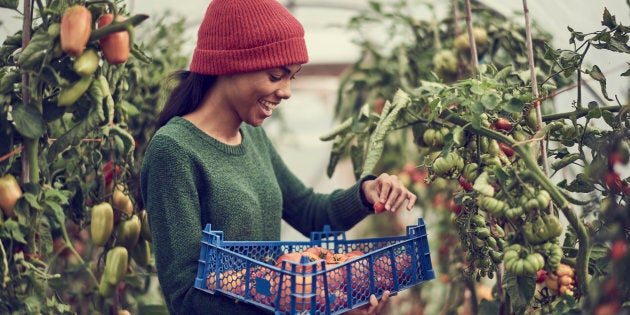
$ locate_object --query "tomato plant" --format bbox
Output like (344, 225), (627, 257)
(0, 0), (194, 313)
(322, 1), (630, 314)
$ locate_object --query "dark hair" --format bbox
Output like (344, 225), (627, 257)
(157, 71), (217, 128)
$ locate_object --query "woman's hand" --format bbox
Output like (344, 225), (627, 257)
(362, 173), (417, 212)
(345, 291), (390, 315)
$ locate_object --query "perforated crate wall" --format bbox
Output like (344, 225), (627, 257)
(195, 218), (435, 314)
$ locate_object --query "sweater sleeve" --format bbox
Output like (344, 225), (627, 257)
(140, 134), (267, 315)
(258, 129), (375, 236)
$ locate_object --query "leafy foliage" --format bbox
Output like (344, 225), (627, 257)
(323, 1), (630, 314)
(0, 1), (187, 313)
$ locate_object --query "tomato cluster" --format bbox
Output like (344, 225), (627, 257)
(543, 263), (576, 297)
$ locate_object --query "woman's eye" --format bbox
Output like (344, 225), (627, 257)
(270, 75), (281, 82)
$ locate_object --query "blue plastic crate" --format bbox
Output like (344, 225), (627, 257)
(194, 218), (435, 314)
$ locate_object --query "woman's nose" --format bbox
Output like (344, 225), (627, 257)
(276, 80), (292, 99)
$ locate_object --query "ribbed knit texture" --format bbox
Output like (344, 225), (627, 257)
(190, 0), (309, 75)
(140, 117), (374, 314)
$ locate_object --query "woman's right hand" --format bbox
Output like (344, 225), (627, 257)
(345, 291), (390, 315)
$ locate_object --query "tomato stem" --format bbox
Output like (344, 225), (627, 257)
(60, 223), (99, 285)
(89, 14), (149, 42)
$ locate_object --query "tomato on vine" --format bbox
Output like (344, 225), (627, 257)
(494, 117), (512, 131)
(60, 5), (92, 56)
(98, 14), (131, 65)
(610, 239), (627, 261)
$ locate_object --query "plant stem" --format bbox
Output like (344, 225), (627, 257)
(542, 105), (622, 122)
(89, 14), (149, 41)
(21, 0), (33, 184)
(60, 224), (99, 285)
(522, 0), (553, 216)
(463, 0), (479, 76)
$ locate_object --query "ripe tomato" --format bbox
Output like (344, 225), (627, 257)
(103, 160), (122, 190)
(276, 251), (322, 273)
(302, 246), (334, 263)
(498, 142), (515, 157)
(373, 201), (386, 214)
(316, 288), (348, 313)
(220, 268), (247, 296)
(60, 5), (92, 56)
(458, 176), (473, 191)
(610, 239), (628, 261)
(603, 172), (624, 194)
(536, 269), (547, 283)
(345, 250), (365, 260)
(276, 274), (318, 312)
(97, 14), (130, 65)
(348, 258), (370, 293)
(275, 252), (304, 269)
(0, 173), (22, 219)
(494, 117), (512, 131)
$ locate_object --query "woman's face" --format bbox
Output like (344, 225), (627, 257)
(219, 64), (302, 127)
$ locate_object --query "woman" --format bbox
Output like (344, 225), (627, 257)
(140, 0), (417, 314)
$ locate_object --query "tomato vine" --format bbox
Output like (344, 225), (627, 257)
(323, 1), (630, 314)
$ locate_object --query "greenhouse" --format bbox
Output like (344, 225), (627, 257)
(0, 0), (629, 314)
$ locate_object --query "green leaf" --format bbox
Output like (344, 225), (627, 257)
(368, 1), (382, 13)
(481, 93), (500, 110)
(602, 7), (616, 29)
(588, 65), (613, 101)
(504, 273), (536, 315)
(0, 0), (18, 9)
(5, 219), (27, 243)
(470, 101), (485, 114)
(22, 192), (44, 210)
(470, 82), (485, 95)
(44, 200), (66, 228)
(12, 102), (45, 139)
(601, 110), (619, 128)
(586, 102), (602, 119)
(504, 97), (525, 113)
(558, 174), (595, 193)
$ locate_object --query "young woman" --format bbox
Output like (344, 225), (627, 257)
(140, 0), (417, 314)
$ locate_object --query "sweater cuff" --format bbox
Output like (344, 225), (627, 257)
(358, 174), (378, 208)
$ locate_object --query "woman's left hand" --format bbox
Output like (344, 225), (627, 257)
(361, 173), (417, 212)
(345, 291), (390, 315)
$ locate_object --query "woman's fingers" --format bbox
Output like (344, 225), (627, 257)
(375, 174), (416, 212)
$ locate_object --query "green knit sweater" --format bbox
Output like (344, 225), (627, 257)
(140, 117), (375, 315)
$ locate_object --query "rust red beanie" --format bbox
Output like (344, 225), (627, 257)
(190, 0), (309, 75)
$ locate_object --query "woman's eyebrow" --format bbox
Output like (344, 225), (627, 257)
(279, 65), (302, 74)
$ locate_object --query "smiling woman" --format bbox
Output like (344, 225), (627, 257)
(139, 0), (415, 314)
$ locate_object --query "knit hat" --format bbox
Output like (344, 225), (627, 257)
(190, 0), (309, 75)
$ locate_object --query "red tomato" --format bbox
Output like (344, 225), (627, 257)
(458, 176), (473, 191)
(610, 239), (628, 261)
(60, 5), (92, 56)
(373, 201), (386, 214)
(499, 142), (515, 157)
(302, 246), (334, 263)
(536, 269), (547, 283)
(97, 14), (130, 65)
(494, 117), (512, 131)
(603, 172), (624, 194)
